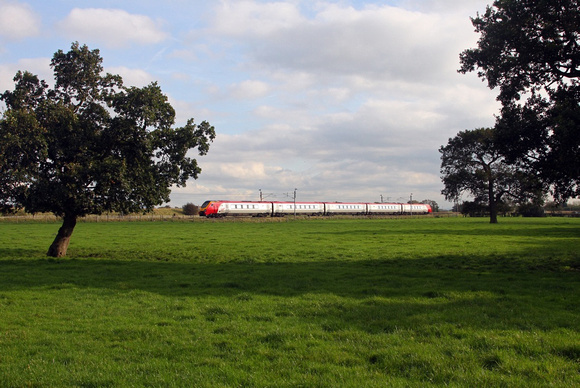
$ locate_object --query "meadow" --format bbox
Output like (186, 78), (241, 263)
(0, 216), (579, 387)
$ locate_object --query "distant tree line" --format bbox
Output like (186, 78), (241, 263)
(451, 199), (580, 218)
(440, 0), (579, 223)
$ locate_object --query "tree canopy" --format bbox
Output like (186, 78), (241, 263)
(439, 128), (540, 223)
(0, 42), (215, 257)
(459, 0), (579, 201)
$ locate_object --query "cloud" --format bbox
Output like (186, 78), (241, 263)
(0, 57), (52, 90)
(229, 80), (271, 100)
(400, 0), (489, 14)
(107, 66), (156, 87)
(58, 8), (169, 48)
(210, 2), (474, 85)
(0, 1), (40, 39)
(0, 0), (499, 209)
(211, 1), (303, 37)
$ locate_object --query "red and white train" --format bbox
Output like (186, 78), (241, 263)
(199, 200), (432, 217)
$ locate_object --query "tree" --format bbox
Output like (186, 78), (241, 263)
(459, 0), (580, 201)
(420, 199), (439, 212)
(439, 128), (539, 223)
(460, 201), (488, 217)
(182, 203), (199, 216)
(0, 43), (215, 257)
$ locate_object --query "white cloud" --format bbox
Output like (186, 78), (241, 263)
(0, 57), (52, 91)
(400, 0), (489, 14)
(0, 0), (500, 209)
(212, 1), (303, 37)
(216, 161), (270, 180)
(58, 8), (169, 48)
(107, 66), (156, 87)
(0, 1), (40, 39)
(211, 2), (474, 85)
(174, 1), (498, 208)
(229, 80), (271, 100)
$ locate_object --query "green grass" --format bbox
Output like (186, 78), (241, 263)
(0, 217), (579, 387)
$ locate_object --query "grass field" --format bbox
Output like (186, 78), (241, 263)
(0, 217), (579, 387)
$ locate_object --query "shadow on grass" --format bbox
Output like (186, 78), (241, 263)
(312, 222), (580, 239)
(1, 253), (578, 334)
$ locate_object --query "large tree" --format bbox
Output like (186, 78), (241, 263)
(0, 42), (215, 257)
(440, 128), (540, 223)
(459, 0), (579, 201)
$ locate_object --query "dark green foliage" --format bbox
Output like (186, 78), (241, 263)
(420, 199), (439, 212)
(0, 42), (215, 256)
(459, 0), (580, 200)
(182, 203), (199, 216)
(439, 128), (539, 223)
(518, 203), (546, 217)
(460, 201), (488, 217)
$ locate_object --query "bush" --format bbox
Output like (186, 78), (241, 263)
(461, 201), (488, 217)
(182, 203), (199, 216)
(518, 203), (545, 217)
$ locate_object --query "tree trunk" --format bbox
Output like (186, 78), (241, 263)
(47, 214), (77, 257)
(488, 178), (498, 224)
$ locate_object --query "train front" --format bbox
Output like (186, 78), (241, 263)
(199, 200), (219, 217)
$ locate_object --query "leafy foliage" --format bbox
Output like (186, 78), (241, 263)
(459, 0), (580, 200)
(439, 128), (541, 223)
(182, 203), (199, 216)
(420, 199), (439, 212)
(0, 42), (215, 256)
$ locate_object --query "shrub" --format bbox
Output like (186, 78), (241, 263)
(182, 203), (199, 216)
(518, 203), (545, 217)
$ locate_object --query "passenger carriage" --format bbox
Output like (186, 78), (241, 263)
(199, 200), (432, 217)
(324, 202), (367, 215)
(199, 200), (271, 217)
(272, 202), (325, 216)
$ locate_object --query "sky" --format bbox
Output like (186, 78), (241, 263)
(0, 0), (501, 209)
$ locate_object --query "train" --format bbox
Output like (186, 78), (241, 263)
(199, 200), (432, 217)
